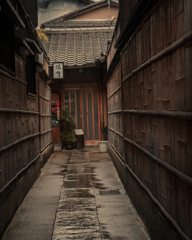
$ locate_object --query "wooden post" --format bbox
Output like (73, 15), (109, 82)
(92, 89), (95, 140)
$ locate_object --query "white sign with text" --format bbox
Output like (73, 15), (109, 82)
(53, 62), (64, 79)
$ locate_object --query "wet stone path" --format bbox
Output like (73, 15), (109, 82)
(52, 150), (150, 240)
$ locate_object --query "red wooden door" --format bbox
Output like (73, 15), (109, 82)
(62, 88), (100, 145)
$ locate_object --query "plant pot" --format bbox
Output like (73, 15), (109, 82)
(65, 142), (75, 150)
(98, 141), (108, 153)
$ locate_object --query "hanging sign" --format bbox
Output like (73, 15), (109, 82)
(53, 62), (64, 79)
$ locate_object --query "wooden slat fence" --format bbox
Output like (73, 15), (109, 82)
(107, 0), (192, 239)
(39, 79), (52, 152)
(0, 54), (52, 194)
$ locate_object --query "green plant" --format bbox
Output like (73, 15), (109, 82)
(60, 130), (77, 143)
(60, 106), (75, 130)
(60, 106), (76, 144)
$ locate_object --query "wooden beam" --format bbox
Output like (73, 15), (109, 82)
(0, 132), (39, 153)
(41, 141), (52, 153)
(40, 129), (52, 135)
(122, 30), (192, 84)
(107, 85), (121, 99)
(123, 110), (192, 120)
(124, 137), (192, 186)
(108, 127), (123, 138)
(0, 108), (39, 114)
(0, 153), (40, 195)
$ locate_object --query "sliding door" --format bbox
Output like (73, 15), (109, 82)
(63, 88), (100, 144)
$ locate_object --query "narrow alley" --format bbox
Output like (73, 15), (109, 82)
(2, 147), (150, 240)
(1, 0), (192, 239)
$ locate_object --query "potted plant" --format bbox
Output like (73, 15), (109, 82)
(60, 130), (76, 150)
(60, 106), (77, 149)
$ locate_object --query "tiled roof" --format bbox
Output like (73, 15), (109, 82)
(43, 19), (117, 28)
(42, 20), (116, 67)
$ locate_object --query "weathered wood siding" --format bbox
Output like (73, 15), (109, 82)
(0, 54), (52, 194)
(107, 0), (192, 239)
(39, 79), (52, 153)
(107, 19), (120, 70)
(107, 62), (124, 157)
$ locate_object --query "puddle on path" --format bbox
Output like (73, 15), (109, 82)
(64, 174), (106, 190)
(58, 198), (96, 212)
(67, 164), (92, 174)
(62, 188), (95, 198)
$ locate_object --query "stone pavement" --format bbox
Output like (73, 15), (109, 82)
(2, 147), (150, 240)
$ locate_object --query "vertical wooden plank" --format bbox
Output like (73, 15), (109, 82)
(92, 89), (95, 140)
(75, 90), (77, 129)
(87, 90), (93, 141)
(93, 90), (99, 140)
(86, 90), (89, 140)
(80, 89), (83, 131)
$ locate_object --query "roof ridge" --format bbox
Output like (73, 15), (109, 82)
(43, 19), (117, 29)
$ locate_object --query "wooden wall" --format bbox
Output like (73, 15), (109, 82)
(107, 0), (192, 239)
(39, 78), (52, 153)
(0, 53), (52, 201)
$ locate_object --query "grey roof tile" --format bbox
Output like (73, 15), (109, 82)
(41, 20), (115, 67)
